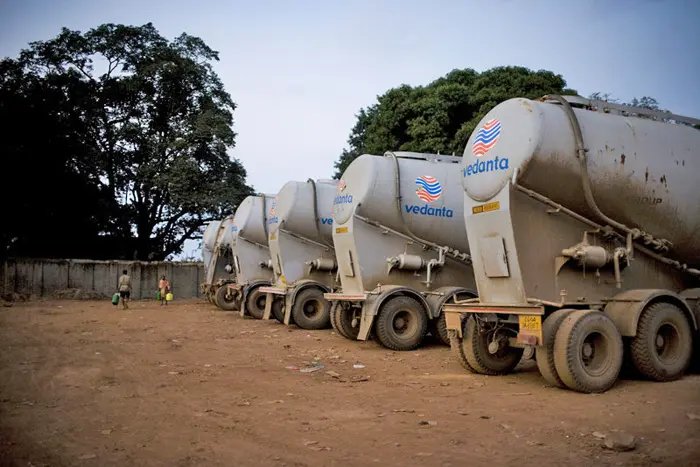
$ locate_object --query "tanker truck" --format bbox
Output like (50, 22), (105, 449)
(200, 216), (237, 306)
(443, 95), (700, 394)
(215, 194), (277, 318)
(324, 151), (477, 351)
(258, 179), (340, 329)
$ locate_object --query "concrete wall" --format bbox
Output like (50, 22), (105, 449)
(1, 258), (204, 300)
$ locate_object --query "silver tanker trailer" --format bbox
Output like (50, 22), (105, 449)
(200, 216), (237, 306)
(444, 95), (700, 393)
(216, 194), (276, 318)
(258, 179), (340, 329)
(324, 151), (477, 351)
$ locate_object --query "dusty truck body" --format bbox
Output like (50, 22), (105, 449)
(324, 151), (476, 351)
(258, 179), (340, 328)
(200, 216), (237, 307)
(217, 194), (276, 318)
(444, 95), (700, 393)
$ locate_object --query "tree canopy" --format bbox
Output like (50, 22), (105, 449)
(1, 23), (253, 260)
(333, 66), (578, 178)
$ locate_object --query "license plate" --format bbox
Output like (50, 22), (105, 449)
(519, 315), (542, 333)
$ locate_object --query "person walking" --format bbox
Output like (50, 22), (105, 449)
(118, 269), (132, 310)
(159, 276), (170, 306)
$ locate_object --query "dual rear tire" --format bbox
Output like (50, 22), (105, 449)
(535, 303), (692, 393)
(214, 284), (241, 311)
(451, 315), (523, 375)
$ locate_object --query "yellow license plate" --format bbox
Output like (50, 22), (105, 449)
(519, 315), (542, 332)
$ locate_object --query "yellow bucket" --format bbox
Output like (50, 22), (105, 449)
(165, 292), (174, 301)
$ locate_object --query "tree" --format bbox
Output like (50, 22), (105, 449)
(333, 66), (577, 178)
(1, 23), (253, 260)
(588, 92), (661, 110)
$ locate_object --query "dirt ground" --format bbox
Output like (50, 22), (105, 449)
(1, 299), (699, 467)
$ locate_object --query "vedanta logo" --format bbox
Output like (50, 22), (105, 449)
(334, 194), (353, 205)
(463, 156), (510, 177)
(404, 204), (454, 218)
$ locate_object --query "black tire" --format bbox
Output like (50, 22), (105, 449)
(535, 309), (577, 388)
(553, 310), (623, 394)
(245, 286), (267, 319)
(630, 302), (693, 382)
(329, 302), (340, 333)
(463, 315), (523, 375)
(375, 296), (428, 351)
(291, 288), (331, 330)
(333, 303), (360, 340)
(450, 320), (476, 372)
(215, 284), (240, 311)
(271, 298), (285, 324)
(430, 313), (450, 346)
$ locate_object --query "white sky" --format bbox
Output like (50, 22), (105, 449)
(2, 0), (698, 259)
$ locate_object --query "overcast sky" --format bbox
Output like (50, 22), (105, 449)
(2, 0), (698, 258)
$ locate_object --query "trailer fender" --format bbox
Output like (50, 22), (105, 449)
(284, 280), (333, 325)
(604, 289), (698, 337)
(425, 286), (478, 318)
(680, 288), (700, 327)
(357, 286), (431, 341)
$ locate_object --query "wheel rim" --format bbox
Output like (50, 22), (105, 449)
(222, 291), (235, 303)
(255, 294), (266, 310)
(655, 322), (681, 364)
(392, 309), (418, 338)
(477, 323), (511, 359)
(303, 298), (322, 318)
(578, 331), (614, 377)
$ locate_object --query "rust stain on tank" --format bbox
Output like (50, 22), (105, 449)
(660, 175), (667, 188)
(620, 154), (626, 165)
(645, 167), (649, 183)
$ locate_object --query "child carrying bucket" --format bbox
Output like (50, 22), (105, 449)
(158, 276), (171, 306)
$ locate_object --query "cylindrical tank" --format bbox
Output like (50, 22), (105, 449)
(333, 152), (469, 253)
(219, 216), (235, 248)
(461, 97), (700, 266)
(232, 194), (276, 246)
(269, 179), (339, 243)
(203, 220), (222, 253)
(202, 219), (222, 274)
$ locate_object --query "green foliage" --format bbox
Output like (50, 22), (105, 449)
(1, 23), (253, 260)
(333, 66), (577, 178)
(588, 92), (661, 110)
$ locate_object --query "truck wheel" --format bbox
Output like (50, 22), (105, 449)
(449, 320), (476, 372)
(553, 310), (623, 394)
(330, 302), (340, 333)
(630, 302), (693, 382)
(535, 309), (577, 388)
(245, 287), (267, 319)
(463, 315), (523, 375)
(375, 296), (428, 351)
(430, 313), (450, 346)
(291, 288), (331, 330)
(271, 298), (286, 324)
(215, 285), (240, 311)
(332, 303), (360, 340)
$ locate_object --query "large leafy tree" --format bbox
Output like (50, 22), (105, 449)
(333, 66), (577, 178)
(1, 23), (253, 260)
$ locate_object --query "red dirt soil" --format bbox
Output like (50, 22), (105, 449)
(1, 299), (699, 467)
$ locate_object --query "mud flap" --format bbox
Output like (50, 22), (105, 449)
(283, 298), (293, 325)
(444, 311), (463, 338)
(262, 292), (273, 320)
(358, 296), (380, 341)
